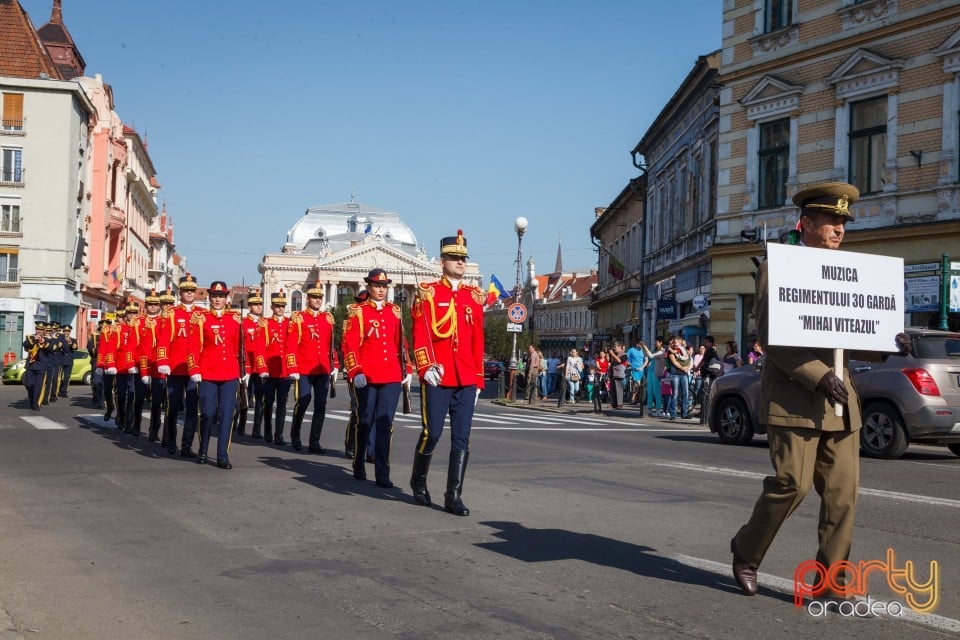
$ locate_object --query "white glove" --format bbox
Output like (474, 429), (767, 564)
(288, 373), (300, 381)
(331, 369), (339, 383)
(128, 367), (138, 374)
(141, 375), (151, 385)
(190, 374), (202, 383)
(157, 365), (171, 375)
(105, 367), (117, 375)
(423, 366), (442, 387)
(95, 368), (103, 375)
(402, 373), (412, 387)
(260, 372), (269, 379)
(475, 387), (481, 406)
(353, 373), (367, 389)
(241, 373), (250, 385)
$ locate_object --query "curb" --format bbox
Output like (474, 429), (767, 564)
(490, 399), (706, 426)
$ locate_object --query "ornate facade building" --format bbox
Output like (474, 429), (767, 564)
(712, 0), (960, 346)
(258, 200), (481, 309)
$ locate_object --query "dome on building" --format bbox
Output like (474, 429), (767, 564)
(284, 201), (419, 256)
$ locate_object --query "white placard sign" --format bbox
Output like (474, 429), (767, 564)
(766, 243), (904, 351)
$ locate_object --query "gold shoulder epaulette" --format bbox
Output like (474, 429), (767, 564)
(347, 304), (361, 319)
(470, 287), (485, 305)
(325, 312), (334, 326)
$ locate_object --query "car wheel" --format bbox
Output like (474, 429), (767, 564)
(859, 403), (909, 459)
(82, 371), (92, 385)
(945, 444), (960, 458)
(713, 397), (754, 445)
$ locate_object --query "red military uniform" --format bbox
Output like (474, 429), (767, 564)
(284, 308), (335, 376)
(342, 299), (410, 384)
(187, 309), (248, 381)
(116, 321), (139, 373)
(136, 313), (165, 377)
(96, 323), (121, 370)
(157, 303), (203, 375)
(240, 313), (259, 375)
(411, 276), (485, 390)
(255, 315), (288, 377)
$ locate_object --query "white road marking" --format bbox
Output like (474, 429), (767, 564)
(674, 553), (960, 634)
(652, 461), (960, 508)
(20, 416), (68, 430)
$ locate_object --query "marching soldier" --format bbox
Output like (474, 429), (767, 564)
(96, 315), (121, 422)
(342, 269), (412, 487)
(42, 322), (61, 405)
(343, 290), (369, 459)
(157, 274), (202, 457)
(117, 303), (141, 433)
(409, 230), (485, 516)
(233, 289), (265, 438)
(57, 324), (77, 398)
(187, 281), (247, 469)
(256, 290), (290, 443)
(88, 321), (104, 409)
(284, 279), (336, 452)
(135, 289), (166, 441)
(156, 287), (176, 446)
(22, 322), (51, 411)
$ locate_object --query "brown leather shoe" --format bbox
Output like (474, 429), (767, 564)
(730, 537), (758, 596)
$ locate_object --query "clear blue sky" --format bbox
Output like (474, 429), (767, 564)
(23, 0), (720, 289)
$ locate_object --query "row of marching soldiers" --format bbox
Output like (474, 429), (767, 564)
(21, 321), (79, 411)
(91, 230), (485, 513)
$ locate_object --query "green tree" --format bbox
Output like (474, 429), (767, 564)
(483, 315), (537, 363)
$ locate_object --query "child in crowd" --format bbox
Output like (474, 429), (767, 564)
(586, 365), (602, 413)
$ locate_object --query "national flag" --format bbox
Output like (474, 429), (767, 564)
(490, 274), (510, 300)
(608, 255), (625, 280)
(485, 282), (499, 308)
(364, 222), (373, 234)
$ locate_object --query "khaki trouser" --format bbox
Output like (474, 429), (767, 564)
(735, 425), (859, 570)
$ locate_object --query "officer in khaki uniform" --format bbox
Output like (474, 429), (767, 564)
(731, 182), (903, 599)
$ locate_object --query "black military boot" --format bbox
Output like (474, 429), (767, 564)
(283, 411), (301, 448)
(443, 451), (470, 516)
(148, 406), (161, 442)
(410, 451), (432, 507)
(262, 411), (273, 443)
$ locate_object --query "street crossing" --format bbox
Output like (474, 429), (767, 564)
(3, 408), (701, 433)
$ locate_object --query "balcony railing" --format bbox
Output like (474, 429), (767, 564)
(0, 268), (19, 284)
(1, 119), (24, 134)
(0, 168), (23, 185)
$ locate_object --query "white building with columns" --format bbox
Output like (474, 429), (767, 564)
(259, 200), (481, 310)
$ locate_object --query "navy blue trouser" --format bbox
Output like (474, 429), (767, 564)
(115, 373), (133, 428)
(199, 379), (239, 461)
(415, 385), (476, 455)
(167, 374), (199, 449)
(262, 377), (291, 437)
(58, 364), (71, 396)
(24, 368), (44, 409)
(293, 374), (330, 446)
(353, 382), (402, 480)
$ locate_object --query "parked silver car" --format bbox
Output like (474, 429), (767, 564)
(707, 328), (960, 459)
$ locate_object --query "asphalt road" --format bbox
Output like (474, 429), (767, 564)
(0, 382), (957, 639)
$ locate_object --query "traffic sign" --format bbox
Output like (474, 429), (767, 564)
(507, 303), (527, 323)
(507, 322), (523, 333)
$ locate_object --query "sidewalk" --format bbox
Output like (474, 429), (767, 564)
(492, 395), (705, 426)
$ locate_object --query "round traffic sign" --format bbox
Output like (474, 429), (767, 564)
(507, 303), (527, 323)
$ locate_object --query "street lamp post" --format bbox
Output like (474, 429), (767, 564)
(509, 216), (528, 402)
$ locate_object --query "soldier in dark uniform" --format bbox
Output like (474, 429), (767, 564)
(22, 323), (50, 411)
(58, 324), (77, 398)
(42, 322), (61, 405)
(409, 230), (485, 516)
(88, 321), (103, 408)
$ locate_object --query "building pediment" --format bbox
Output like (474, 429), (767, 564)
(830, 49), (904, 100)
(314, 243), (438, 278)
(935, 28), (960, 74)
(740, 75), (803, 121)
